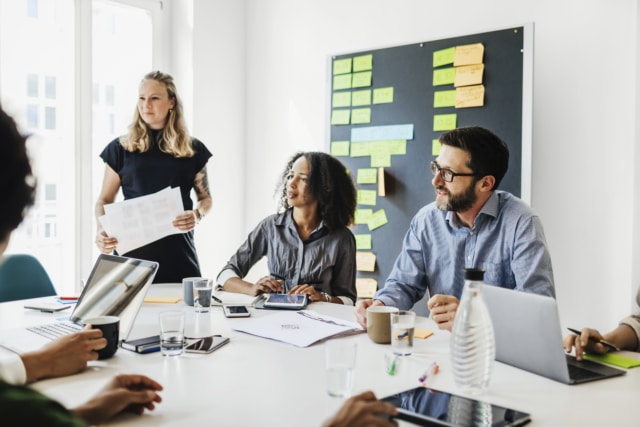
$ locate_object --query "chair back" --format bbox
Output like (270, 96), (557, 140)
(0, 254), (57, 302)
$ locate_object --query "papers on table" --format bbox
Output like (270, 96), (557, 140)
(98, 187), (185, 255)
(211, 290), (264, 307)
(231, 310), (364, 347)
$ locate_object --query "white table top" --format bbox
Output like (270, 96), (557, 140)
(2, 284), (639, 426)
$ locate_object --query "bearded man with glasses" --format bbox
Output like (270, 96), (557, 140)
(355, 126), (555, 331)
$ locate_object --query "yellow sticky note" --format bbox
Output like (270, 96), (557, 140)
(351, 108), (371, 124)
(387, 140), (406, 155)
(331, 109), (351, 125)
(433, 67), (455, 86)
(454, 43), (484, 67)
(433, 47), (455, 67)
(454, 64), (484, 87)
(357, 168), (377, 184)
(353, 54), (373, 72)
(354, 208), (373, 224)
(368, 209), (388, 231)
(355, 234), (372, 250)
(356, 251), (376, 272)
(432, 139), (441, 156)
(333, 58), (352, 75)
(373, 87), (394, 104)
(433, 114), (457, 131)
(455, 85), (485, 108)
(350, 141), (371, 157)
(370, 153), (391, 168)
(356, 277), (377, 298)
(352, 71), (372, 88)
(352, 89), (372, 106)
(144, 297), (182, 304)
(332, 91), (351, 108)
(331, 141), (350, 157)
(434, 90), (456, 108)
(357, 189), (377, 206)
(415, 328), (434, 339)
(333, 74), (352, 90)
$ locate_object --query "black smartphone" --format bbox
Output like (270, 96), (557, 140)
(185, 336), (230, 354)
(223, 305), (251, 317)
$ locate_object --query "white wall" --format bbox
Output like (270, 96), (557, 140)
(180, 0), (639, 329)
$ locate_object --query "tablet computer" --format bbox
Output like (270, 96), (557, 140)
(263, 294), (308, 310)
(381, 386), (531, 427)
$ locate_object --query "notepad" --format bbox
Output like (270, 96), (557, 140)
(144, 296), (182, 304)
(415, 328), (434, 339)
(583, 353), (640, 369)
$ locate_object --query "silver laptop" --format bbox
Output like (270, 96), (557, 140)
(482, 285), (626, 385)
(0, 254), (158, 354)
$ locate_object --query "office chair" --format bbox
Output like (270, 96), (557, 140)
(0, 254), (57, 303)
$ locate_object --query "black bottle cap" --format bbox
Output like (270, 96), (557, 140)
(463, 268), (485, 281)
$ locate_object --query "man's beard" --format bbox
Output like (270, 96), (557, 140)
(435, 181), (477, 212)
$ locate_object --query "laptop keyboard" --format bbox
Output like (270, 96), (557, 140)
(27, 322), (83, 340)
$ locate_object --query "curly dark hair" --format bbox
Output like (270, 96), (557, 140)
(0, 107), (36, 243)
(276, 152), (357, 230)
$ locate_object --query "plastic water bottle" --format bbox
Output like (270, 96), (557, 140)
(450, 268), (495, 394)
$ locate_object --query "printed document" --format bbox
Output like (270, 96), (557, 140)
(98, 187), (185, 255)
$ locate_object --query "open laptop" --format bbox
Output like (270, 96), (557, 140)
(0, 254), (158, 354)
(482, 285), (625, 385)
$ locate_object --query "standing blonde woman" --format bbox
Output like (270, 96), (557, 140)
(95, 71), (212, 283)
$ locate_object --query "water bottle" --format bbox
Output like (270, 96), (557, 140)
(450, 268), (495, 394)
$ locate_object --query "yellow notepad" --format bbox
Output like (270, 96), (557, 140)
(144, 296), (182, 304)
(583, 353), (640, 369)
(415, 328), (434, 339)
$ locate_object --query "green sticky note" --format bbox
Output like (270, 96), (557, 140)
(332, 92), (351, 108)
(355, 234), (372, 250)
(433, 47), (455, 67)
(433, 67), (455, 86)
(351, 108), (371, 124)
(583, 353), (640, 369)
(352, 89), (372, 106)
(333, 58), (352, 75)
(434, 90), (456, 108)
(357, 189), (377, 206)
(333, 74), (352, 90)
(433, 114), (457, 131)
(350, 141), (371, 157)
(331, 109), (351, 125)
(353, 54), (373, 72)
(331, 141), (350, 157)
(370, 153), (391, 168)
(368, 209), (388, 231)
(432, 139), (441, 156)
(387, 139), (406, 155)
(352, 71), (372, 88)
(354, 208), (373, 224)
(357, 168), (377, 184)
(373, 87), (394, 104)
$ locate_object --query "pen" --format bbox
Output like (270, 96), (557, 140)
(211, 295), (223, 304)
(567, 327), (620, 352)
(418, 362), (439, 385)
(59, 296), (79, 300)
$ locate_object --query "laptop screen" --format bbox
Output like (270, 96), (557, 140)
(70, 254), (158, 337)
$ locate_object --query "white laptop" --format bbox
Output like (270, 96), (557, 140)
(482, 285), (626, 385)
(0, 254), (158, 354)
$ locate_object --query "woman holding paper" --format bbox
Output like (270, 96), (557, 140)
(217, 152), (358, 304)
(95, 71), (212, 283)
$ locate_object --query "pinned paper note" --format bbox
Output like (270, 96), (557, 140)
(454, 64), (484, 87)
(368, 209), (388, 231)
(331, 141), (350, 157)
(433, 47), (455, 67)
(455, 85), (484, 108)
(356, 251), (376, 272)
(354, 209), (373, 224)
(357, 190), (377, 206)
(433, 114), (457, 131)
(373, 87), (394, 104)
(333, 58), (352, 75)
(352, 89), (372, 106)
(353, 54), (373, 72)
(357, 168), (377, 184)
(355, 234), (372, 250)
(454, 43), (484, 67)
(356, 277), (378, 298)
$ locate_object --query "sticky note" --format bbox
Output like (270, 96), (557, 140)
(333, 74), (352, 90)
(432, 139), (441, 156)
(333, 58), (352, 75)
(455, 85), (484, 108)
(332, 91), (351, 108)
(454, 43), (484, 67)
(354, 208), (373, 224)
(353, 54), (373, 72)
(373, 87), (394, 104)
(331, 141), (350, 157)
(355, 234), (372, 250)
(356, 251), (376, 272)
(583, 353), (640, 369)
(434, 90), (456, 108)
(352, 71), (372, 88)
(415, 328), (434, 339)
(144, 297), (181, 304)
(357, 189), (377, 206)
(331, 109), (351, 125)
(351, 108), (371, 124)
(357, 168), (377, 184)
(454, 64), (484, 87)
(433, 47), (455, 67)
(368, 209), (388, 231)
(433, 67), (455, 86)
(433, 114), (457, 131)
(352, 89), (372, 106)
(356, 277), (377, 298)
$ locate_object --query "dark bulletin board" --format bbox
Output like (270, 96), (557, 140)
(328, 27), (530, 312)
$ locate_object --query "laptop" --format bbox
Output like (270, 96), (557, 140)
(0, 254), (158, 354)
(482, 285), (626, 385)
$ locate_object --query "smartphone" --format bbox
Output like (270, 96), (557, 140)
(185, 336), (230, 353)
(223, 305), (251, 317)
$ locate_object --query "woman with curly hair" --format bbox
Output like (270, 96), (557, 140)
(94, 71), (212, 283)
(216, 151), (358, 304)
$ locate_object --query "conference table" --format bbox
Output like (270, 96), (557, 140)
(1, 284), (639, 426)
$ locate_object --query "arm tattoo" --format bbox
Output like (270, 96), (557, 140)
(195, 166), (210, 196)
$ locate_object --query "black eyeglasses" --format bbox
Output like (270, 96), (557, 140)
(430, 161), (480, 182)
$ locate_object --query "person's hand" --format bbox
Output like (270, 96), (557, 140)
(427, 294), (460, 331)
(72, 374), (163, 425)
(172, 211), (198, 231)
(254, 276), (284, 294)
(322, 390), (398, 427)
(95, 230), (118, 254)
(563, 328), (608, 361)
(289, 284), (322, 301)
(22, 327), (107, 382)
(355, 299), (384, 328)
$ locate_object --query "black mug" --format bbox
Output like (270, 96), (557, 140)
(84, 316), (120, 359)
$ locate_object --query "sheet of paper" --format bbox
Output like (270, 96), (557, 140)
(99, 186), (185, 255)
(211, 290), (263, 307)
(231, 310), (364, 347)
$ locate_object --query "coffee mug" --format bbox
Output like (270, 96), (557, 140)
(182, 277), (203, 306)
(366, 306), (399, 344)
(83, 315), (120, 359)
